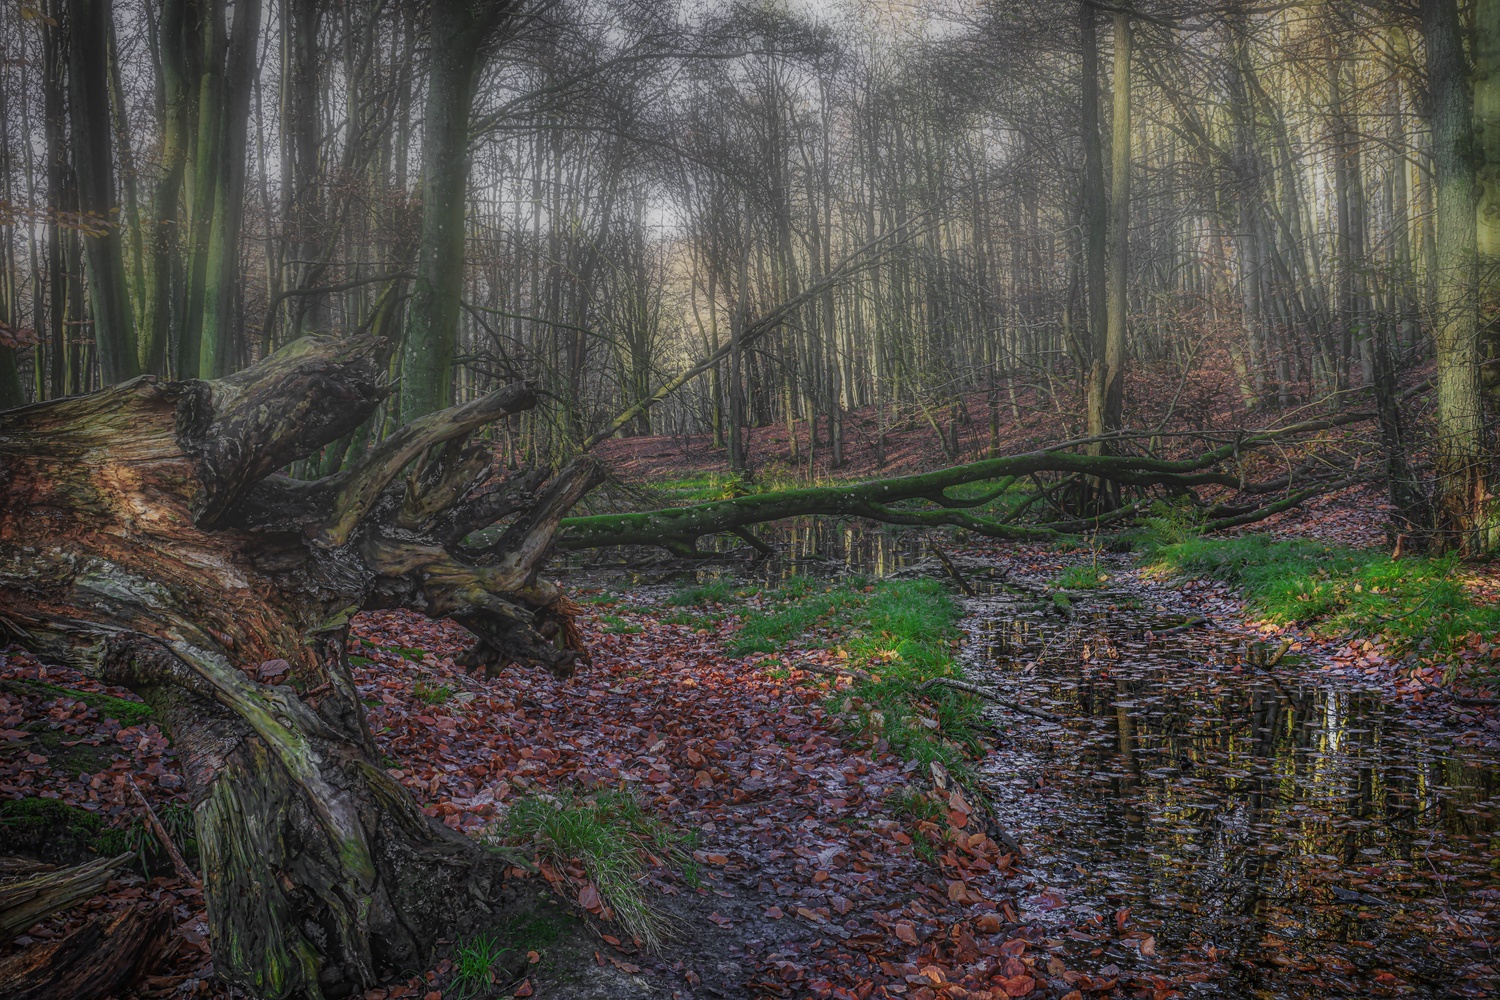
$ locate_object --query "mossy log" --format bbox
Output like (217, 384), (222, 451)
(0, 335), (601, 998)
(558, 416), (1374, 555)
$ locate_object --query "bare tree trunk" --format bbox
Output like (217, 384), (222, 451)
(401, 0), (520, 422)
(1424, 0), (1496, 554)
(1083, 11), (1130, 512)
(1476, 0), (1500, 376)
(66, 0), (140, 385)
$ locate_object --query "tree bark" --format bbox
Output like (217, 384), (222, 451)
(0, 336), (599, 997)
(0, 900), (171, 1000)
(1424, 0), (1496, 554)
(400, 0), (520, 422)
(1083, 11), (1130, 513)
(66, 0), (141, 385)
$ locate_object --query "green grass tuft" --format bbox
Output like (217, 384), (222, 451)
(1051, 563), (1111, 590)
(728, 584), (864, 656)
(494, 787), (696, 948)
(1144, 535), (1500, 655)
(412, 679), (454, 705)
(449, 933), (510, 999)
(735, 576), (984, 775)
(665, 579), (753, 607)
(596, 613), (643, 635)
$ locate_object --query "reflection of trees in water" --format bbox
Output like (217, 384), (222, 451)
(973, 585), (1499, 995)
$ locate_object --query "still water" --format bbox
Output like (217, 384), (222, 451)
(967, 564), (1500, 998)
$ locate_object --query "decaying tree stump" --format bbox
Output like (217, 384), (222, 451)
(0, 336), (601, 998)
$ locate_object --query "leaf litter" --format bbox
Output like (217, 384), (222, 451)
(0, 522), (1496, 998)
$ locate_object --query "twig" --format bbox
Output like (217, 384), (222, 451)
(127, 777), (199, 888)
(1151, 615), (1210, 635)
(794, 661), (876, 684)
(929, 542), (977, 596)
(1244, 639), (1293, 698)
(914, 676), (1064, 723)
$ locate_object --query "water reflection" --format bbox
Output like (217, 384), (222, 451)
(554, 516), (928, 589)
(970, 582), (1500, 998)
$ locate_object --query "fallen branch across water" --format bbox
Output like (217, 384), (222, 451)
(1150, 615), (1211, 636)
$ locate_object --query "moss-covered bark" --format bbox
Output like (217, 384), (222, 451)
(0, 336), (593, 998)
(558, 414), (1371, 554)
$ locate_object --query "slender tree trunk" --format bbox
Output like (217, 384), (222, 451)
(198, 0), (261, 379)
(66, 0), (140, 385)
(1476, 0), (1500, 375)
(401, 0), (518, 423)
(1424, 0), (1496, 554)
(1083, 11), (1130, 512)
(1102, 12), (1130, 433)
(43, 0), (73, 399)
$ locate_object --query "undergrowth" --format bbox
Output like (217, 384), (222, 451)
(1051, 562), (1110, 590)
(493, 787), (697, 948)
(731, 576), (984, 776)
(1143, 534), (1500, 655)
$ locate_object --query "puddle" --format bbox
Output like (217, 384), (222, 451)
(967, 565), (1500, 998)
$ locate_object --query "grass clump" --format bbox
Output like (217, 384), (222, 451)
(737, 576), (983, 773)
(494, 787), (696, 948)
(412, 679), (454, 705)
(1051, 563), (1110, 590)
(728, 582), (864, 657)
(449, 933), (510, 998)
(665, 578), (749, 607)
(1144, 535), (1500, 655)
(659, 609), (726, 629)
(596, 613), (643, 635)
(448, 912), (566, 999)
(837, 579), (983, 775)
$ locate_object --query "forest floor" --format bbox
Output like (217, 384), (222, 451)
(2, 479), (1498, 998)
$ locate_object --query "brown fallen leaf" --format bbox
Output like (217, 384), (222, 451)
(998, 973), (1035, 997)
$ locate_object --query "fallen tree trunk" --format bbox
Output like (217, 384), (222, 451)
(558, 418), (1375, 554)
(0, 901), (171, 1000)
(0, 852), (131, 940)
(0, 335), (601, 998)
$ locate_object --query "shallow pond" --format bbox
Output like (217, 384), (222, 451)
(966, 560), (1500, 998)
